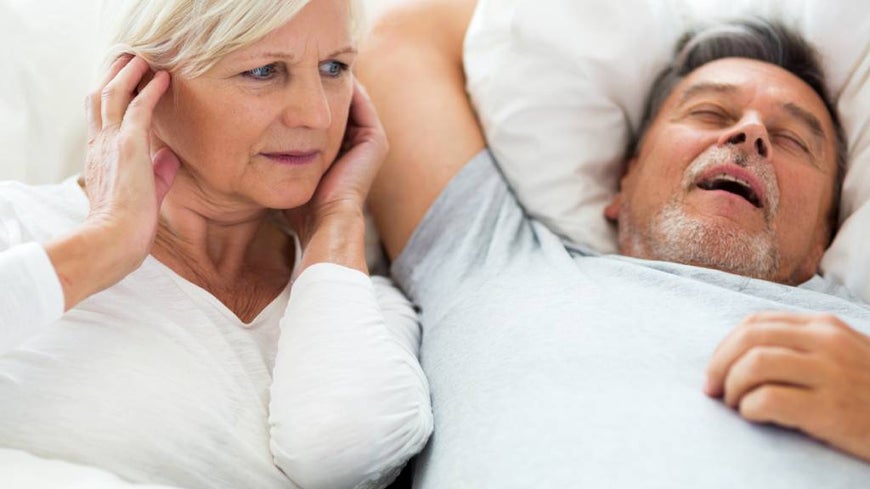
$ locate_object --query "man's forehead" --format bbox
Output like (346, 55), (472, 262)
(673, 58), (834, 134)
(676, 81), (739, 106)
(674, 58), (828, 114)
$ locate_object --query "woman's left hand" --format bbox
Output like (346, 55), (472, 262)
(284, 80), (388, 273)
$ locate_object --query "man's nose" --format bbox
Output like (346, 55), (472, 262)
(717, 115), (771, 161)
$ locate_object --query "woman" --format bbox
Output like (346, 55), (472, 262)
(0, 0), (431, 488)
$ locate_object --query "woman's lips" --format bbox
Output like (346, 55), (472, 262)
(261, 151), (320, 166)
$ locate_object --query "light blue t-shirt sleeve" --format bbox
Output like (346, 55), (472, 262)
(391, 150), (537, 310)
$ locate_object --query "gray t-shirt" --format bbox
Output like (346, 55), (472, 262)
(392, 150), (870, 488)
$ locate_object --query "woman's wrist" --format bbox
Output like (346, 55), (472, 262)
(297, 208), (368, 274)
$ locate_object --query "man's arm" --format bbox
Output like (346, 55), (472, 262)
(357, 0), (485, 261)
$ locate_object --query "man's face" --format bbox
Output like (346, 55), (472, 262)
(605, 58), (839, 285)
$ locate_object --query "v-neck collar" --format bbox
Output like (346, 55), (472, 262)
(70, 175), (303, 327)
(152, 256), (289, 327)
(146, 232), (302, 328)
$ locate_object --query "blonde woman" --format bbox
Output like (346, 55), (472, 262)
(0, 0), (431, 488)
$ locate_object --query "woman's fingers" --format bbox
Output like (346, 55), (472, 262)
(348, 80), (382, 130)
(100, 56), (153, 130)
(122, 70), (171, 135)
(99, 54), (135, 87)
(87, 55), (134, 141)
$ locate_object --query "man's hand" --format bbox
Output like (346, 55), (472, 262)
(705, 312), (870, 461)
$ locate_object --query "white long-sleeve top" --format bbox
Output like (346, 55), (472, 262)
(0, 178), (432, 489)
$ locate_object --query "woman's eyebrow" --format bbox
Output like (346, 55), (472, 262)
(325, 46), (358, 58)
(249, 46), (358, 62)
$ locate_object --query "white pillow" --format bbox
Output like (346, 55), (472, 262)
(465, 0), (870, 302)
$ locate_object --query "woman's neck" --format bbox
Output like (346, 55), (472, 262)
(157, 203), (266, 273)
(151, 184), (294, 321)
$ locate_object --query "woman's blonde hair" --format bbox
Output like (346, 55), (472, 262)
(105, 0), (362, 78)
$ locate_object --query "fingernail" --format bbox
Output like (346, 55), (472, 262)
(703, 378), (716, 396)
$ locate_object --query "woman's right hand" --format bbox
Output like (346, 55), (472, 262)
(46, 55), (179, 310)
(84, 55), (179, 260)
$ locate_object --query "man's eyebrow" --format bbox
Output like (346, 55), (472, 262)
(252, 46), (358, 62)
(783, 102), (825, 141)
(678, 82), (739, 105)
(678, 82), (827, 142)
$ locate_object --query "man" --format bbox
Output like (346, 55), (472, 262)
(359, 0), (870, 486)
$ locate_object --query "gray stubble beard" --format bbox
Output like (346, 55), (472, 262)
(618, 146), (781, 281)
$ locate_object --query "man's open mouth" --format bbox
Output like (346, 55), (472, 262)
(697, 174), (762, 208)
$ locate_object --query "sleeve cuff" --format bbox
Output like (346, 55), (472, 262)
(291, 262), (372, 291)
(0, 242), (65, 350)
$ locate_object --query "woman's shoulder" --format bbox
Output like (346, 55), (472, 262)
(0, 176), (88, 246)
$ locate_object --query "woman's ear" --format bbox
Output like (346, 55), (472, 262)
(149, 131), (170, 160)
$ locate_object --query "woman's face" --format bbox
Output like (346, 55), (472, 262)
(153, 0), (355, 212)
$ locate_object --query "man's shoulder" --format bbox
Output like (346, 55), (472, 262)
(799, 274), (868, 306)
(630, 256), (868, 311)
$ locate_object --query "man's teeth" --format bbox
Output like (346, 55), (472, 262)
(697, 173), (762, 207)
(712, 174), (749, 187)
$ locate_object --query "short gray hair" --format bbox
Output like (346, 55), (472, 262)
(630, 18), (847, 238)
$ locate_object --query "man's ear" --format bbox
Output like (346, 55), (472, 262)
(604, 193), (622, 223)
(799, 220), (834, 283)
(604, 157), (636, 223)
(791, 240), (826, 285)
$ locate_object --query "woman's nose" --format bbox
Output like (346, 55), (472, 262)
(280, 76), (332, 130)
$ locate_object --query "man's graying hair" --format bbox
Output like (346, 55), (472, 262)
(630, 18), (848, 237)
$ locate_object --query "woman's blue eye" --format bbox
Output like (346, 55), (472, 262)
(243, 64), (278, 80)
(320, 61), (348, 78)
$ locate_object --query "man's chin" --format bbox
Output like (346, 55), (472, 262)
(642, 206), (780, 281)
